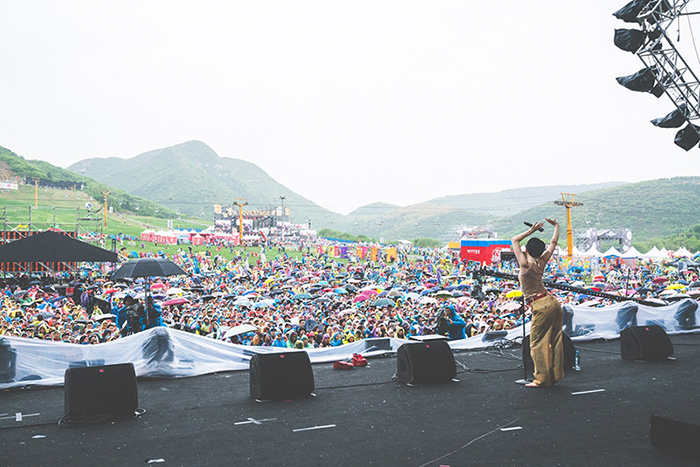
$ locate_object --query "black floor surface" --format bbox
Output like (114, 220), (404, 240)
(2, 334), (699, 467)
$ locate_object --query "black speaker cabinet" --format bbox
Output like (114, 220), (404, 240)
(522, 332), (576, 378)
(651, 415), (700, 461)
(620, 325), (673, 361)
(64, 362), (138, 420)
(397, 340), (456, 384)
(249, 351), (314, 400)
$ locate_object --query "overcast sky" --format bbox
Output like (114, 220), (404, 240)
(2, 1), (700, 215)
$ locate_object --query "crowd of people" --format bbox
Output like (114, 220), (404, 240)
(0, 240), (696, 349)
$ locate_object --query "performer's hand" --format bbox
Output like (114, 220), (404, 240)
(530, 221), (544, 232)
(545, 218), (558, 226)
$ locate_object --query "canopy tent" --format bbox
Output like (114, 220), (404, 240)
(0, 230), (117, 264)
(673, 247), (693, 258)
(553, 246), (570, 256)
(601, 246), (622, 257)
(641, 246), (663, 260)
(620, 246), (641, 258)
(581, 246), (603, 257)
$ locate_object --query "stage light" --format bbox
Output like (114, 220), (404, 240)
(674, 123), (700, 151)
(613, 0), (650, 23)
(649, 83), (665, 97)
(616, 67), (656, 92)
(613, 1), (700, 150)
(651, 105), (686, 128)
(614, 28), (647, 53)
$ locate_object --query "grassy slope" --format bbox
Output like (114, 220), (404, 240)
(0, 146), (209, 236)
(68, 140), (346, 227)
(491, 177), (700, 247)
(427, 181), (627, 216)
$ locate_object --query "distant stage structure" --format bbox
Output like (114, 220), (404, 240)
(457, 226), (495, 240)
(576, 228), (633, 253)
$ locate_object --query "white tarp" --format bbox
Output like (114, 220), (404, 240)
(1, 299), (699, 389)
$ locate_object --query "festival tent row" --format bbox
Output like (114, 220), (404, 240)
(309, 244), (401, 262)
(2, 298), (698, 389)
(570, 245), (696, 260)
(140, 229), (239, 246)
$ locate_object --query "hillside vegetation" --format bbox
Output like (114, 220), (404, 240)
(5, 142), (700, 248)
(68, 140), (346, 229)
(0, 146), (207, 236)
(0, 146), (178, 220)
(491, 177), (700, 248)
(68, 140), (625, 241)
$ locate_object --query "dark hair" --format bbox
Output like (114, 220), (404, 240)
(526, 238), (546, 258)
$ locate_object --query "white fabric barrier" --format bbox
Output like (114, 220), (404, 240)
(0, 328), (405, 390)
(1, 299), (698, 389)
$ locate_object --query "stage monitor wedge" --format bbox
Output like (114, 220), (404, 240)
(620, 325), (673, 360)
(64, 362), (138, 421)
(250, 351), (314, 400)
(651, 415), (700, 461)
(397, 340), (456, 384)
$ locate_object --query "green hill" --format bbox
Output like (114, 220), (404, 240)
(68, 140), (346, 229)
(0, 145), (206, 236)
(27, 139), (698, 246)
(491, 177), (700, 247)
(427, 182), (627, 216)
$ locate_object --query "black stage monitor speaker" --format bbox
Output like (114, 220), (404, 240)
(64, 362), (138, 420)
(620, 325), (673, 361)
(522, 333), (576, 379)
(397, 340), (456, 384)
(651, 415), (700, 461)
(249, 351), (314, 400)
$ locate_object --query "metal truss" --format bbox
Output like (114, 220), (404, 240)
(635, 1), (700, 121)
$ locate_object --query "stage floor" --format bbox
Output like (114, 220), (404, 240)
(2, 334), (699, 467)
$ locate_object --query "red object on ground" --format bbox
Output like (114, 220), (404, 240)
(352, 354), (368, 367)
(333, 361), (354, 370)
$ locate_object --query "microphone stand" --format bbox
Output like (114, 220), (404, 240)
(515, 292), (530, 385)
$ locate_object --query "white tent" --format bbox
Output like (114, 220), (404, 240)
(621, 246), (643, 258)
(673, 247), (693, 258)
(659, 247), (669, 259)
(554, 246), (568, 256)
(641, 246), (662, 260)
(581, 247), (603, 257)
(601, 246), (622, 257)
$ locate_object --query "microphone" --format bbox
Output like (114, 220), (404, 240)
(524, 221), (544, 232)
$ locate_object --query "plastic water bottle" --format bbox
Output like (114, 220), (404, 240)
(574, 350), (581, 371)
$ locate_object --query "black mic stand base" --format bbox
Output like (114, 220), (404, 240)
(515, 293), (531, 385)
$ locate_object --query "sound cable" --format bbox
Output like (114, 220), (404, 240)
(573, 345), (620, 355)
(0, 408), (146, 431)
(455, 359), (521, 374)
(57, 406), (146, 429)
(314, 380), (395, 390)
